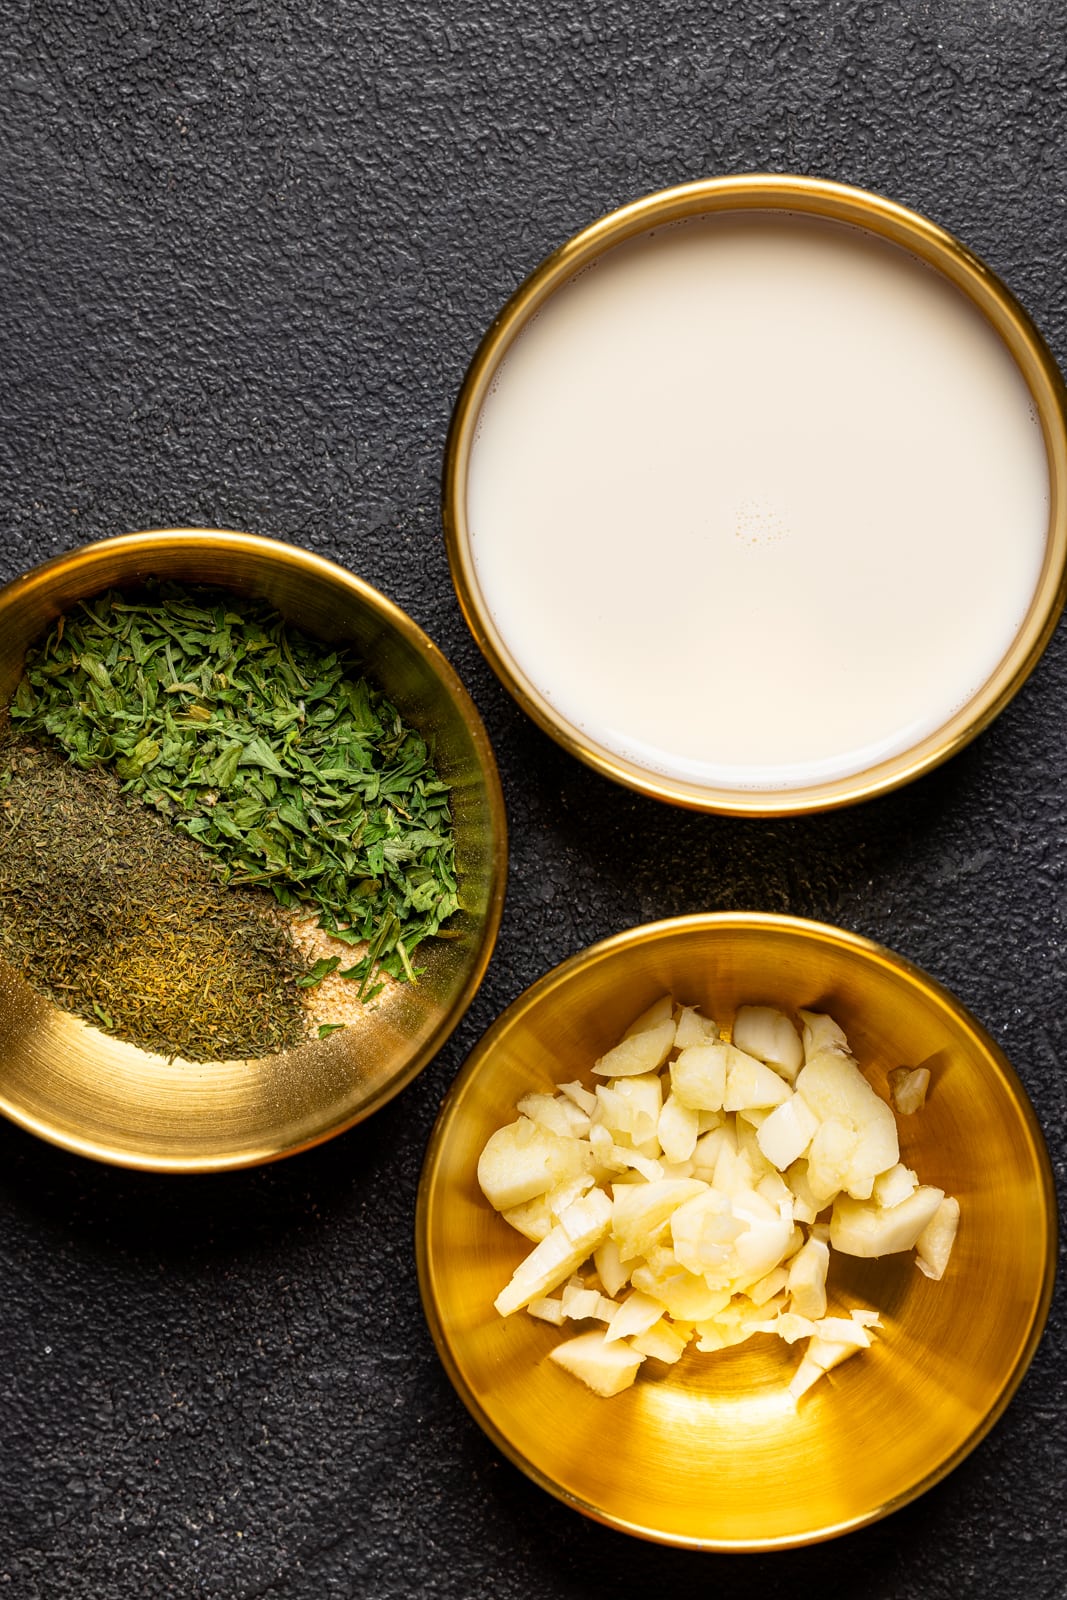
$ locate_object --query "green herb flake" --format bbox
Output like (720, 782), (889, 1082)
(296, 956), (342, 989)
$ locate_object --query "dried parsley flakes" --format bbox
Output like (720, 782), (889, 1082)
(11, 584), (459, 992)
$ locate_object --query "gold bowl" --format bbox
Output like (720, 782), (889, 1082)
(417, 913), (1055, 1548)
(443, 175), (1067, 815)
(0, 529), (507, 1171)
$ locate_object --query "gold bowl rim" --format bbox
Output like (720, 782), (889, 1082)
(0, 527), (509, 1171)
(416, 911), (1058, 1548)
(442, 174), (1067, 816)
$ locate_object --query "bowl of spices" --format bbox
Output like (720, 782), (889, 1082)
(417, 914), (1055, 1547)
(0, 529), (507, 1170)
(444, 174), (1067, 814)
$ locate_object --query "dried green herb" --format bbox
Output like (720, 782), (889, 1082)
(296, 956), (341, 988)
(0, 740), (309, 1060)
(11, 584), (459, 991)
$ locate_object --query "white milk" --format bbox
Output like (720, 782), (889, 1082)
(466, 212), (1050, 789)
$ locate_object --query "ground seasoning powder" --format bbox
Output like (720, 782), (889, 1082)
(0, 740), (309, 1061)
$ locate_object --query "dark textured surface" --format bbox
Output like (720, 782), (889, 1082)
(2, 2), (1067, 1595)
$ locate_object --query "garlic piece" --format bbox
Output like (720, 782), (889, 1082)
(888, 1065), (931, 1115)
(549, 1330), (645, 1397)
(733, 1005), (804, 1083)
(494, 1188), (613, 1317)
(477, 1115), (592, 1210)
(830, 1185), (945, 1259)
(915, 1195), (960, 1280)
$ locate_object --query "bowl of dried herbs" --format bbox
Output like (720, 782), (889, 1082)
(0, 528), (507, 1170)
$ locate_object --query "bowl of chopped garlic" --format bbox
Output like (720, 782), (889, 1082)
(0, 529), (507, 1170)
(416, 912), (1054, 1548)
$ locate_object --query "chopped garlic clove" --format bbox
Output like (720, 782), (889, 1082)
(549, 1329), (645, 1396)
(593, 1236), (631, 1299)
(849, 1308), (882, 1329)
(557, 1078), (598, 1116)
(915, 1195), (960, 1280)
(811, 1315), (874, 1349)
(527, 1296), (566, 1325)
(501, 1195), (553, 1242)
(748, 1264), (789, 1306)
(604, 1289), (665, 1343)
(658, 1093), (700, 1163)
(872, 1162), (919, 1208)
(796, 1052), (900, 1194)
(477, 1115), (592, 1211)
(786, 1235), (829, 1320)
(787, 1333), (871, 1402)
(632, 1255), (731, 1322)
(629, 1319), (690, 1364)
(673, 1004), (719, 1049)
(670, 1188), (745, 1275)
(756, 1093), (820, 1170)
(517, 1089), (591, 1139)
(723, 1045), (794, 1112)
(751, 1311), (817, 1344)
(830, 1185), (945, 1259)
(494, 1188), (613, 1317)
(561, 1283), (604, 1321)
(670, 1042), (729, 1111)
(888, 1065), (931, 1115)
(611, 1178), (707, 1262)
(732, 1005), (804, 1083)
(594, 1020), (676, 1077)
(798, 1010), (851, 1062)
(593, 1074), (663, 1149)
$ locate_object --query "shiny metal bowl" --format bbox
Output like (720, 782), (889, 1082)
(0, 529), (507, 1171)
(443, 175), (1067, 815)
(417, 913), (1054, 1548)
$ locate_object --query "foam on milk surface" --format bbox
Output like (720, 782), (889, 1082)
(467, 213), (1049, 788)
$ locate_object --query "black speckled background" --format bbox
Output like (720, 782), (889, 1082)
(2, 3), (1066, 1596)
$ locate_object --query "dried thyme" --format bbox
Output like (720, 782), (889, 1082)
(0, 740), (309, 1061)
(11, 584), (459, 991)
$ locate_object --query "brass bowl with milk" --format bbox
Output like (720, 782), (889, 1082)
(416, 913), (1055, 1548)
(443, 175), (1067, 814)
